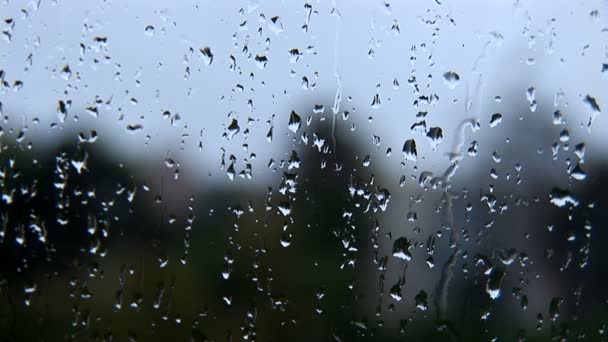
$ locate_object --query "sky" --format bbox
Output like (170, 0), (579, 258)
(0, 0), (606, 189)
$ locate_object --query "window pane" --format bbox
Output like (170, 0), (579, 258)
(0, 1), (606, 340)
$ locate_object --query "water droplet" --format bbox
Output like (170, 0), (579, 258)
(552, 110), (565, 125)
(402, 139), (417, 162)
(254, 55), (268, 69)
(288, 48), (301, 63)
(486, 267), (505, 300)
(226, 119), (240, 139)
(571, 163), (586, 181)
(489, 113), (502, 128)
(57, 100), (67, 122)
(584, 94), (601, 113)
(278, 202), (291, 216)
(60, 65), (72, 80)
(370, 94), (381, 108)
(226, 162), (235, 181)
(549, 297), (563, 321)
(313, 104), (324, 114)
(362, 155), (371, 167)
(126, 124), (143, 133)
(390, 284), (403, 301)
(415, 291), (428, 310)
(426, 127), (443, 150)
(393, 78), (400, 89)
(443, 71), (460, 89)
(574, 143), (586, 162)
(268, 16), (283, 34)
(526, 87), (537, 112)
(549, 188), (579, 207)
(144, 25), (155, 36)
(288, 111), (301, 133)
(199, 47), (213, 66)
(392, 237), (412, 261)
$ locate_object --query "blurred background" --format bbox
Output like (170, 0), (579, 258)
(0, 0), (607, 341)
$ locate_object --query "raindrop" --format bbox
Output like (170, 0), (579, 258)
(570, 163), (586, 181)
(362, 155), (371, 167)
(426, 127), (443, 150)
(584, 94), (601, 113)
(254, 55), (269, 69)
(199, 47), (214, 66)
(549, 297), (563, 321)
(392, 237), (412, 261)
(288, 48), (301, 63)
(415, 291), (428, 311)
(552, 110), (565, 125)
(549, 187), (579, 207)
(526, 87), (537, 112)
(486, 267), (505, 300)
(288, 111), (301, 133)
(370, 94), (381, 108)
(57, 100), (67, 122)
(126, 124), (143, 133)
(60, 65), (72, 80)
(144, 25), (155, 36)
(227, 119), (240, 139)
(278, 202), (291, 216)
(402, 139), (417, 162)
(489, 113), (502, 128)
(443, 71), (460, 89)
(390, 284), (403, 301)
(268, 16), (283, 34)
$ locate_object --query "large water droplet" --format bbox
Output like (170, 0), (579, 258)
(486, 267), (505, 300)
(489, 113), (502, 128)
(443, 71), (460, 89)
(392, 237), (412, 261)
(288, 111), (301, 133)
(426, 127), (443, 150)
(402, 139), (417, 162)
(549, 188), (579, 207)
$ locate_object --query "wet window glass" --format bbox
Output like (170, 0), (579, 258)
(0, 0), (606, 340)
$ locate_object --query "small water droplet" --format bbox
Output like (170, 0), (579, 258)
(126, 124), (143, 133)
(584, 94), (601, 113)
(552, 110), (565, 125)
(278, 202), (291, 216)
(362, 155), (371, 167)
(199, 47), (214, 66)
(415, 291), (428, 311)
(526, 87), (537, 112)
(60, 65), (72, 80)
(144, 25), (155, 36)
(370, 94), (381, 108)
